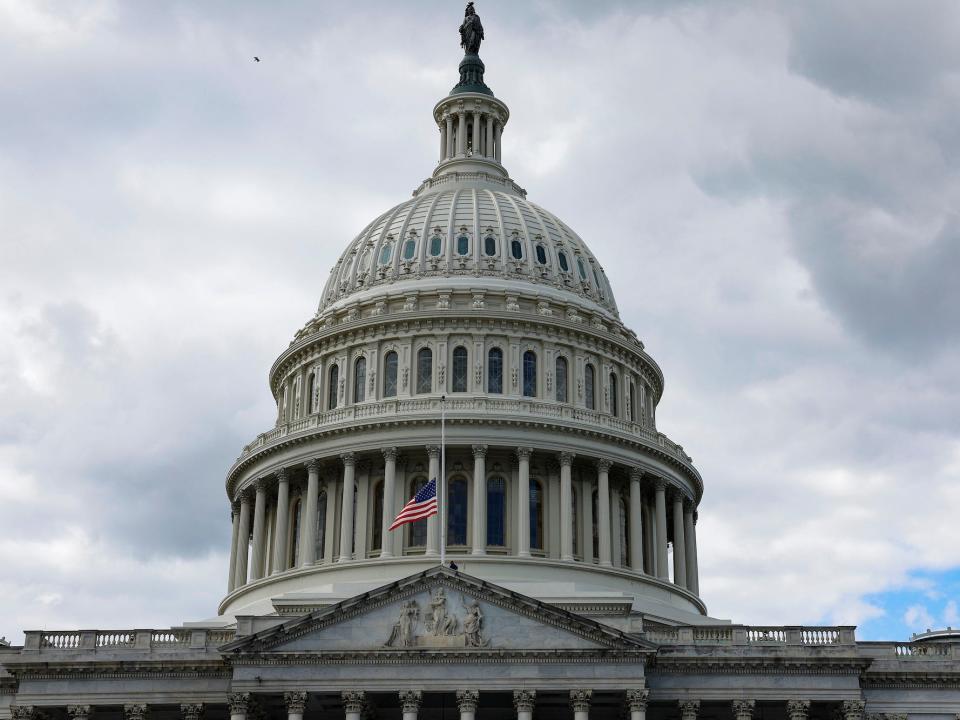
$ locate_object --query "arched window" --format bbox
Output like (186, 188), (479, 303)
(511, 237), (523, 259)
(629, 381), (637, 422)
(558, 251), (570, 272)
(290, 499), (302, 569)
(609, 372), (618, 417)
(328, 364), (339, 409)
(403, 237), (417, 260)
(522, 350), (537, 397)
(354, 357), (366, 403)
(619, 494), (630, 568)
(429, 234), (443, 257)
(315, 490), (327, 560)
(576, 256), (588, 280)
(447, 476), (468, 546)
(584, 363), (595, 410)
(571, 486), (579, 556)
(383, 351), (398, 398)
(591, 490), (599, 560)
(487, 348), (503, 394)
(484, 234), (497, 256)
(371, 481), (384, 552)
(416, 348), (432, 394)
(535, 244), (547, 264)
(379, 239), (393, 265)
(456, 233), (470, 256)
(452, 346), (468, 392)
(486, 476), (506, 546)
(407, 477), (428, 547)
(530, 479), (544, 551)
(555, 356), (568, 402)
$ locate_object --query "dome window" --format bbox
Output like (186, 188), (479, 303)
(522, 350), (537, 397)
(327, 364), (339, 410)
(402, 238), (417, 260)
(456, 233), (470, 256)
(487, 347), (503, 394)
(535, 244), (547, 265)
(383, 351), (398, 398)
(558, 251), (569, 272)
(484, 235), (497, 256)
(593, 267), (605, 298)
(452, 346), (468, 392)
(584, 363), (595, 410)
(354, 357), (366, 402)
(609, 372), (618, 416)
(555, 356), (568, 402)
(576, 256), (588, 281)
(416, 348), (433, 394)
(511, 238), (524, 260)
(429, 235), (443, 257)
(379, 240), (393, 265)
(486, 476), (506, 547)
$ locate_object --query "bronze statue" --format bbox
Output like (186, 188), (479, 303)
(459, 2), (484, 55)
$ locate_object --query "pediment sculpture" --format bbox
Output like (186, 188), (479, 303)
(386, 588), (487, 648)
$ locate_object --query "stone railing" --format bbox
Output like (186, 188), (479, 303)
(648, 625), (856, 646)
(859, 641), (960, 659)
(25, 628), (235, 654)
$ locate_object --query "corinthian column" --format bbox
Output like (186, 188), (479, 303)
(234, 492), (252, 586)
(672, 491), (687, 589)
(785, 701), (810, 720)
(300, 459), (320, 566)
(227, 694), (249, 720)
(629, 468), (644, 572)
(472, 445), (488, 555)
(426, 445), (440, 556)
(596, 459), (612, 566)
(626, 689), (649, 720)
(250, 478), (269, 580)
(457, 690), (479, 720)
(338, 453), (356, 562)
(381, 447), (398, 558)
(457, 112), (468, 156)
(342, 692), (366, 720)
(732, 701), (755, 720)
(445, 115), (455, 160)
(124, 706), (148, 720)
(841, 701), (865, 720)
(272, 468), (291, 572)
(654, 479), (669, 580)
(68, 706), (91, 720)
(517, 447), (533, 557)
(678, 701), (699, 720)
(569, 690), (592, 720)
(560, 452), (575, 560)
(472, 111), (481, 155)
(181, 706), (203, 720)
(513, 690), (536, 720)
(227, 502), (241, 592)
(284, 693), (307, 720)
(399, 691), (423, 720)
(684, 500), (699, 593)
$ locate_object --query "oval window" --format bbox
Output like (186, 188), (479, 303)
(535, 244), (547, 264)
(430, 235), (443, 256)
(558, 251), (569, 272)
(592, 267), (605, 297)
(457, 234), (469, 255)
(379, 241), (393, 265)
(484, 235), (497, 256)
(576, 256), (587, 280)
(511, 238), (523, 260)
(403, 239), (416, 260)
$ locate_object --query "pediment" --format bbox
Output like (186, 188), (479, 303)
(224, 567), (654, 656)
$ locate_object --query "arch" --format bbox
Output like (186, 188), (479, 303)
(328, 364), (339, 410)
(416, 347), (433, 394)
(530, 479), (544, 551)
(447, 476), (468, 546)
(487, 347), (503, 394)
(522, 350), (537, 398)
(486, 476), (506, 547)
(584, 363), (595, 410)
(555, 356), (568, 402)
(609, 372), (618, 417)
(383, 351), (399, 398)
(316, 490), (327, 560)
(407, 477), (429, 547)
(371, 480), (384, 552)
(354, 356), (367, 403)
(452, 346), (468, 393)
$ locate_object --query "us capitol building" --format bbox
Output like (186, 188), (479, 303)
(2, 7), (957, 720)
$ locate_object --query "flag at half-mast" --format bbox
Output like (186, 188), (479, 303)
(389, 477), (438, 531)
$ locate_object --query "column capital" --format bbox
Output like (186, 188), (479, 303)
(284, 692), (307, 714)
(569, 690), (593, 713)
(68, 707), (91, 720)
(653, 477), (669, 492)
(426, 444), (441, 459)
(124, 705), (148, 720)
(678, 701), (700, 720)
(513, 690), (536, 713)
(516, 446), (533, 461)
(382, 447), (399, 462)
(732, 700), (755, 720)
(595, 458), (613, 472)
(456, 690), (479, 713)
(841, 701), (866, 720)
(306, 458), (321, 473)
(276, 467), (289, 483)
(670, 487), (687, 504)
(227, 694), (250, 715)
(472, 444), (488, 458)
(11, 707), (35, 720)
(231, 501), (240, 515)
(684, 496), (696, 511)
(342, 692), (366, 714)
(340, 452), (356, 466)
(399, 690), (423, 713)
(785, 701), (810, 720)
(254, 476), (271, 492)
(629, 467), (643, 481)
(181, 705), (204, 720)
(625, 690), (649, 712)
(560, 451), (576, 467)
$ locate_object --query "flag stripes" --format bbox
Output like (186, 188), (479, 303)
(388, 477), (438, 531)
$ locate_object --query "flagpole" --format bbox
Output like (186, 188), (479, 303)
(440, 395), (446, 566)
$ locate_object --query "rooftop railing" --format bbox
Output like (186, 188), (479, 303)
(647, 625), (856, 647)
(24, 628), (235, 654)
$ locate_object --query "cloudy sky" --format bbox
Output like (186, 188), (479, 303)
(1, 0), (958, 644)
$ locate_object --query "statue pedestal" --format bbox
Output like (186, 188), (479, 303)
(452, 53), (493, 96)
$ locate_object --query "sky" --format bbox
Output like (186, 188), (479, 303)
(1, 0), (958, 644)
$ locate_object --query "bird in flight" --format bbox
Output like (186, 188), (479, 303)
(254, 56), (260, 62)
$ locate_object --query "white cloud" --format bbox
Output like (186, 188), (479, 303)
(904, 604), (935, 632)
(944, 600), (960, 626)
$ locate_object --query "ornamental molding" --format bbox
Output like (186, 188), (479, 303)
(569, 689), (592, 712)
(860, 673), (960, 688)
(649, 656), (871, 676)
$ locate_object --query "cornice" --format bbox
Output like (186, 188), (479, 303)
(228, 649), (646, 666)
(861, 672), (960, 689)
(648, 656), (871, 676)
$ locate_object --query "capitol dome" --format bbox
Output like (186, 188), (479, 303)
(220, 34), (706, 629)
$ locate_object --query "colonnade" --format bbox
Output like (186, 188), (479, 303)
(438, 108), (502, 163)
(228, 445), (700, 596)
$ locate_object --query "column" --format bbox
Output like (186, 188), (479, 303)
(272, 468), (290, 572)
(285, 693), (307, 720)
(300, 460), (320, 566)
(457, 112), (467, 156)
(629, 469), (644, 572)
(124, 706), (148, 720)
(516, 447), (533, 557)
(485, 114), (494, 158)
(68, 706), (91, 720)
(440, 122), (448, 161)
(494, 118), (502, 162)
(560, 452), (575, 560)
(426, 445), (440, 556)
(642, 498), (654, 575)
(684, 500), (698, 593)
(785, 701), (810, 720)
(399, 691), (422, 720)
(324, 474), (338, 563)
(569, 690), (592, 720)
(513, 690), (536, 720)
(678, 701), (699, 720)
(228, 696), (248, 720)
(234, 493), (252, 587)
(841, 701), (865, 720)
(181, 705), (203, 720)
(445, 115), (455, 160)
(672, 491), (687, 589)
(654, 479), (669, 580)
(381, 448), (398, 558)
(626, 689), (649, 720)
(457, 690), (479, 720)
(250, 478), (269, 580)
(354, 463), (369, 558)
(342, 692), (366, 720)
(10, 708), (35, 720)
(472, 445), (488, 555)
(227, 502), (241, 592)
(472, 111), (481, 155)
(732, 701), (755, 720)
(581, 476), (594, 562)
(338, 453), (356, 562)
(596, 459), (612, 566)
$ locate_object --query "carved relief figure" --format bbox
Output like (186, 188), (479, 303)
(427, 588), (458, 636)
(386, 599), (420, 647)
(463, 599), (484, 647)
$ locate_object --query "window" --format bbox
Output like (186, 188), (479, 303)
(456, 233), (469, 256)
(535, 244), (547, 264)
(629, 381), (636, 422)
(511, 238), (524, 259)
(315, 490), (327, 560)
(379, 240), (393, 265)
(558, 251), (569, 272)
(354, 357), (367, 403)
(429, 234), (443, 256)
(487, 348), (503, 394)
(555, 356), (568, 402)
(328, 364), (339, 409)
(522, 350), (537, 397)
(416, 348), (433, 394)
(408, 478), (428, 547)
(609, 372), (618, 416)
(290, 499), (301, 569)
(486, 476), (506, 546)
(593, 267), (605, 298)
(403, 238), (417, 260)
(584, 364), (595, 410)
(484, 235), (497, 256)
(452, 346), (468, 392)
(576, 256), (587, 280)
(306, 372), (315, 414)
(371, 481), (384, 552)
(530, 479), (544, 551)
(448, 476), (468, 546)
(383, 351), (398, 398)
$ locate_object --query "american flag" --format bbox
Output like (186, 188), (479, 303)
(389, 477), (438, 531)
